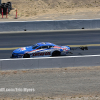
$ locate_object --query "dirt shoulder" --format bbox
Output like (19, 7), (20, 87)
(1, 0), (100, 21)
(0, 66), (100, 99)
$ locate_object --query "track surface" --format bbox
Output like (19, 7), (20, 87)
(0, 30), (100, 59)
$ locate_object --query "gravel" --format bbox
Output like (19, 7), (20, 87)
(0, 66), (100, 99)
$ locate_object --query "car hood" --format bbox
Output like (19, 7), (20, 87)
(13, 46), (33, 54)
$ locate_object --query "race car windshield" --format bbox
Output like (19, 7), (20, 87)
(32, 45), (39, 49)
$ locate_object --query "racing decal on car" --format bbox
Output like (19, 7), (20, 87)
(63, 48), (70, 51)
(53, 46), (61, 48)
(20, 47), (26, 51)
(28, 49), (45, 53)
(33, 52), (51, 56)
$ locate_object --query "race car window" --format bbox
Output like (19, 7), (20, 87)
(38, 47), (41, 49)
(41, 46), (48, 49)
(48, 46), (54, 48)
(32, 45), (39, 49)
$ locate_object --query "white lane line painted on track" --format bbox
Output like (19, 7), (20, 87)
(0, 54), (100, 61)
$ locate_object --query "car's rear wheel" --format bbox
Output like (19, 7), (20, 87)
(23, 54), (30, 58)
(52, 51), (61, 56)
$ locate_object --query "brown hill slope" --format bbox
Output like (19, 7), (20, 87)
(1, 0), (100, 20)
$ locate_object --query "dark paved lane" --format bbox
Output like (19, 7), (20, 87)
(0, 30), (100, 59)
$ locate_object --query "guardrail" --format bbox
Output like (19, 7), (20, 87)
(0, 19), (100, 32)
(0, 55), (100, 70)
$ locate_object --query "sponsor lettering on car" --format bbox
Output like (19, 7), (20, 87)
(33, 52), (51, 56)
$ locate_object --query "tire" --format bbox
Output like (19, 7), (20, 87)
(23, 54), (30, 58)
(7, 2), (12, 10)
(52, 51), (61, 57)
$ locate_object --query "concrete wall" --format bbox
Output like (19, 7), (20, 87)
(0, 19), (100, 32)
(0, 55), (100, 70)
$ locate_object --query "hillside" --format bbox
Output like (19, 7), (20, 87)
(1, 0), (100, 20)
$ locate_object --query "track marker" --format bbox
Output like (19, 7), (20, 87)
(1, 54), (100, 61)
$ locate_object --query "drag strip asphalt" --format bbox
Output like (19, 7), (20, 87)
(0, 29), (100, 59)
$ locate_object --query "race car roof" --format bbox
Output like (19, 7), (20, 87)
(36, 42), (56, 46)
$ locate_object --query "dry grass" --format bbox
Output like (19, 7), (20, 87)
(1, 95), (100, 100)
(1, 0), (100, 20)
(0, 66), (100, 76)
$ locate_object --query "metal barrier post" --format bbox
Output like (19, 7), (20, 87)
(15, 9), (17, 19)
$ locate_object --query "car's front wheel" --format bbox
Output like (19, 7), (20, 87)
(23, 54), (30, 58)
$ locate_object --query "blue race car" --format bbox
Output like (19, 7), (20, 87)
(11, 42), (88, 58)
